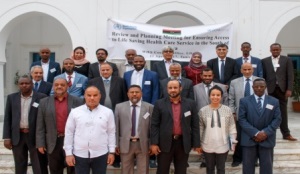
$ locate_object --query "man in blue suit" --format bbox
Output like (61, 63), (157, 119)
(53, 58), (87, 98)
(30, 48), (61, 83)
(235, 42), (263, 78)
(124, 55), (159, 105)
(31, 65), (52, 96)
(239, 78), (281, 174)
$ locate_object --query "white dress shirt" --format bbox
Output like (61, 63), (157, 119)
(41, 60), (49, 81)
(64, 104), (116, 158)
(272, 56), (280, 71)
(131, 69), (144, 88)
(20, 92), (33, 128)
(164, 59), (173, 77)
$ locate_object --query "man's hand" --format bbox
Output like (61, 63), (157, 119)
(254, 131), (268, 142)
(233, 113), (237, 122)
(150, 145), (161, 155)
(38, 147), (46, 154)
(107, 154), (115, 165)
(115, 147), (120, 155)
(193, 147), (202, 154)
(66, 155), (76, 166)
(4, 140), (12, 150)
(285, 90), (292, 99)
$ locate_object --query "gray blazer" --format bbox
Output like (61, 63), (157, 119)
(115, 101), (154, 154)
(36, 95), (83, 154)
(193, 82), (229, 112)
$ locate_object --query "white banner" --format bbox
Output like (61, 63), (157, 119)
(107, 19), (233, 62)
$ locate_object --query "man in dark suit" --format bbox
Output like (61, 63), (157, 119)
(30, 47), (61, 83)
(151, 45), (186, 80)
(262, 43), (296, 141)
(151, 80), (201, 174)
(160, 62), (194, 99)
(124, 55), (159, 105)
(36, 78), (83, 174)
(3, 75), (47, 174)
(236, 42), (263, 78)
(88, 48), (119, 79)
(207, 43), (238, 89)
(31, 65), (52, 96)
(239, 78), (281, 174)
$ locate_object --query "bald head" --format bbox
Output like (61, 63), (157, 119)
(241, 62), (254, 78)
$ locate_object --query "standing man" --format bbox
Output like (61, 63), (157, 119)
(88, 48), (119, 79)
(160, 63), (194, 99)
(261, 43), (296, 141)
(117, 49), (137, 77)
(124, 55), (159, 105)
(239, 78), (281, 174)
(31, 65), (52, 96)
(36, 78), (83, 174)
(235, 42), (263, 78)
(207, 44), (238, 88)
(64, 86), (116, 174)
(151, 80), (200, 174)
(54, 58), (87, 98)
(151, 45), (186, 80)
(229, 63), (261, 167)
(3, 75), (47, 174)
(31, 47), (61, 83)
(115, 85), (154, 174)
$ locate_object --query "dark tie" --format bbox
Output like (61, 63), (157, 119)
(220, 60), (225, 83)
(34, 82), (38, 91)
(244, 57), (248, 63)
(68, 75), (72, 87)
(244, 78), (250, 97)
(131, 105), (137, 137)
(206, 84), (211, 96)
(257, 97), (262, 114)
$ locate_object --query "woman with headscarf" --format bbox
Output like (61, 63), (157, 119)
(184, 52), (206, 85)
(69, 46), (90, 77)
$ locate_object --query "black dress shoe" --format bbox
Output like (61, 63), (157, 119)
(231, 161), (241, 167)
(112, 162), (121, 168)
(200, 162), (206, 168)
(149, 160), (157, 168)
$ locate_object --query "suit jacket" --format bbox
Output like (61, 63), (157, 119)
(53, 72), (88, 98)
(206, 57), (238, 85)
(124, 69), (159, 105)
(88, 61), (119, 79)
(3, 91), (47, 148)
(31, 61), (61, 83)
(235, 56), (263, 78)
(193, 82), (229, 111)
(36, 95), (83, 154)
(151, 97), (200, 154)
(160, 77), (194, 100)
(261, 56), (294, 93)
(116, 61), (148, 78)
(151, 60), (186, 80)
(238, 95), (281, 148)
(115, 101), (154, 153)
(87, 76), (128, 111)
(37, 80), (52, 96)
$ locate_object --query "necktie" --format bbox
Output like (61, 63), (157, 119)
(131, 105), (136, 137)
(68, 75), (72, 87)
(206, 84), (211, 96)
(257, 97), (262, 114)
(34, 82), (38, 91)
(104, 79), (109, 84)
(244, 78), (250, 97)
(244, 57), (248, 63)
(220, 60), (225, 83)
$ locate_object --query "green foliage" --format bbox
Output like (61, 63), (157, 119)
(292, 69), (300, 102)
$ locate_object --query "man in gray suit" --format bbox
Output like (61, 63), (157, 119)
(115, 85), (154, 174)
(36, 78), (83, 174)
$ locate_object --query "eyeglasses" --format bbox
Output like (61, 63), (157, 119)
(163, 50), (174, 53)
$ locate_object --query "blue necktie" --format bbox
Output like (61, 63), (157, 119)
(220, 60), (225, 83)
(131, 105), (136, 137)
(104, 79), (110, 84)
(34, 82), (38, 91)
(257, 97), (262, 114)
(244, 78), (250, 97)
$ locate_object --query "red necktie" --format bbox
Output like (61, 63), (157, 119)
(68, 75), (72, 87)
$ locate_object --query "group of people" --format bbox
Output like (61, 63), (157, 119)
(2, 41), (294, 174)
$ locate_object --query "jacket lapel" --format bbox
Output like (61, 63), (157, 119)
(67, 95), (74, 114)
(200, 83), (209, 104)
(137, 102), (146, 135)
(49, 96), (56, 123)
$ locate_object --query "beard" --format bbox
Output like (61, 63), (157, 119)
(169, 92), (180, 98)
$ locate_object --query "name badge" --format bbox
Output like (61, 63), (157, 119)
(252, 64), (257, 68)
(32, 102), (39, 108)
(274, 64), (280, 68)
(144, 81), (151, 85)
(266, 104), (274, 110)
(143, 112), (150, 119)
(76, 84), (82, 88)
(50, 68), (56, 73)
(184, 111), (191, 117)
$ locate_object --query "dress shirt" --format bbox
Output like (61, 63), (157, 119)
(271, 56), (280, 71)
(65, 72), (75, 85)
(64, 104), (116, 158)
(164, 59), (174, 77)
(32, 80), (41, 90)
(131, 69), (145, 88)
(243, 76), (254, 95)
(129, 100), (141, 138)
(124, 61), (135, 72)
(171, 100), (182, 135)
(102, 76), (112, 83)
(218, 57), (226, 79)
(20, 92), (33, 128)
(55, 94), (68, 133)
(243, 56), (251, 63)
(41, 60), (49, 81)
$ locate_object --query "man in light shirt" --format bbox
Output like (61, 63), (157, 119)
(64, 86), (116, 174)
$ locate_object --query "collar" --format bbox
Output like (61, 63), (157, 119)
(243, 55), (251, 59)
(170, 97), (181, 104)
(164, 59), (173, 63)
(85, 104), (100, 111)
(271, 56), (280, 59)
(102, 76), (112, 81)
(254, 94), (265, 101)
(54, 93), (68, 100)
(243, 76), (253, 81)
(218, 57), (226, 61)
(124, 60), (133, 66)
(65, 72), (75, 78)
(32, 80), (42, 84)
(133, 68), (145, 74)
(129, 100), (141, 107)
(21, 91), (33, 98)
(41, 60), (50, 65)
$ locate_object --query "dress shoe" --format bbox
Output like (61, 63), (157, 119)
(149, 160), (157, 168)
(200, 162), (206, 168)
(112, 162), (121, 168)
(231, 161), (241, 167)
(283, 135), (297, 141)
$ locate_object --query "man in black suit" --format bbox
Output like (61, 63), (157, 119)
(262, 43), (296, 141)
(31, 65), (52, 96)
(36, 78), (83, 174)
(88, 48), (119, 79)
(30, 47), (61, 83)
(151, 45), (186, 80)
(3, 75), (47, 174)
(207, 44), (238, 89)
(151, 80), (201, 174)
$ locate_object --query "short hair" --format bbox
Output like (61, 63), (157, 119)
(63, 58), (74, 64)
(270, 43), (281, 49)
(208, 85), (223, 97)
(95, 48), (108, 56)
(162, 45), (174, 52)
(128, 84), (142, 91)
(216, 44), (228, 49)
(169, 62), (182, 69)
(202, 67), (214, 74)
(30, 65), (43, 73)
(100, 63), (113, 69)
(241, 42), (251, 47)
(167, 79), (182, 87)
(74, 46), (86, 54)
(85, 85), (101, 95)
(125, 49), (137, 54)
(19, 74), (32, 82)
(134, 55), (145, 60)
(253, 78), (266, 84)
(53, 77), (68, 84)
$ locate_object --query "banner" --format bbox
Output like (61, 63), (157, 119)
(107, 19), (233, 62)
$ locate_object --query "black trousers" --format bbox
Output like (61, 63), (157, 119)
(232, 120), (242, 163)
(203, 151), (228, 174)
